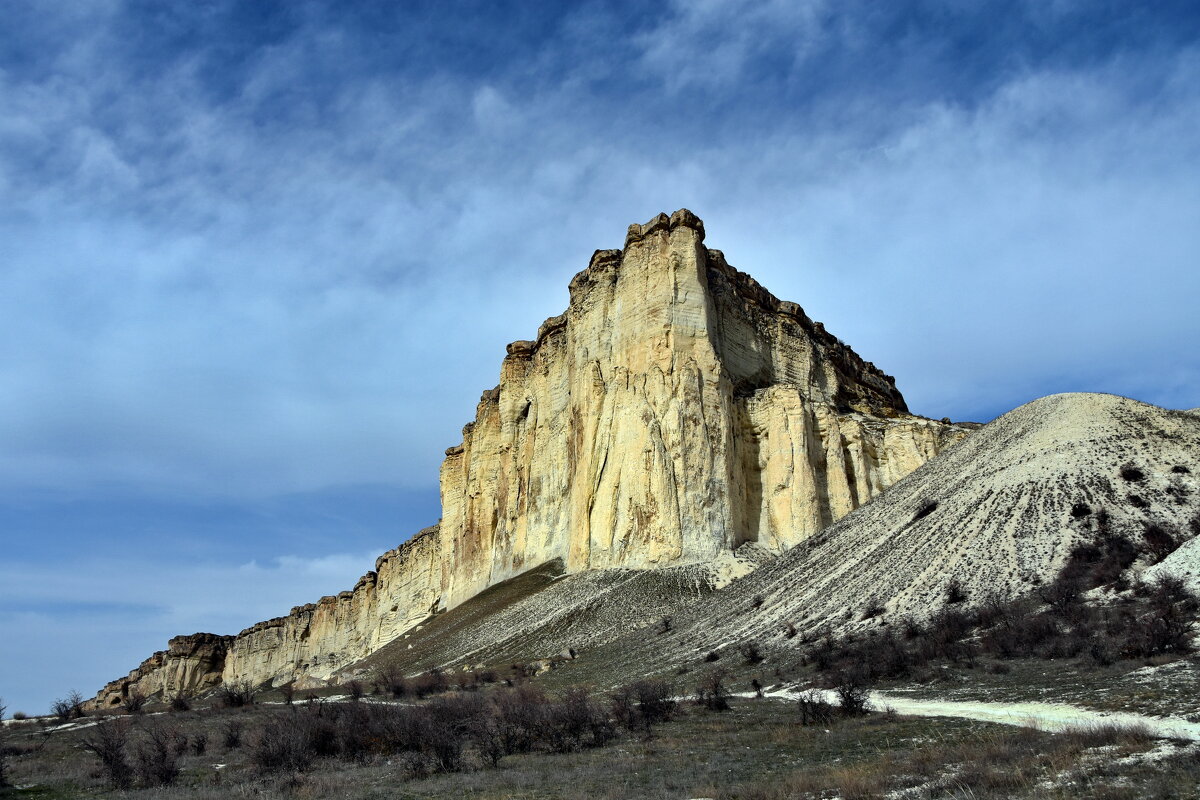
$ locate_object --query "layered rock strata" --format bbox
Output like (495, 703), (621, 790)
(90, 633), (232, 709)
(93, 210), (969, 704)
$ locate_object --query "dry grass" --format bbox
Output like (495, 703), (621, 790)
(0, 693), (1189, 800)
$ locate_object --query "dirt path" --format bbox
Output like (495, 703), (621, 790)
(761, 689), (1200, 741)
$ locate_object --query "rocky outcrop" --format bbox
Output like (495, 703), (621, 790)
(88, 633), (232, 709)
(92, 210), (971, 706)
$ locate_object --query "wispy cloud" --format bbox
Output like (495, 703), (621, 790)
(1, 0), (1198, 712)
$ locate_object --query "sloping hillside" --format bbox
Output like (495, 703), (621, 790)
(367, 393), (1197, 686)
(595, 392), (1200, 676)
(340, 557), (749, 680)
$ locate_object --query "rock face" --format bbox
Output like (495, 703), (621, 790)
(93, 210), (969, 705)
(89, 633), (232, 709)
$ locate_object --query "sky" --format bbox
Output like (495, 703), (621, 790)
(2, 0), (1199, 714)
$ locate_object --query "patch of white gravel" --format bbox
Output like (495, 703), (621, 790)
(761, 688), (1200, 741)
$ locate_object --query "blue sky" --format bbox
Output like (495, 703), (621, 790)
(2, 0), (1199, 714)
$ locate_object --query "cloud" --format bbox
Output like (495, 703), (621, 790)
(1, 0), (1198, 716)
(0, 549), (384, 714)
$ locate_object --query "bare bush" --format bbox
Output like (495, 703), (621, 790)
(945, 578), (968, 605)
(373, 664), (408, 698)
(134, 722), (181, 787)
(542, 689), (615, 752)
(169, 694), (191, 712)
(51, 689), (85, 721)
(861, 598), (885, 619)
(739, 640), (764, 664)
(222, 718), (244, 750)
(1143, 523), (1178, 563)
(492, 685), (546, 755)
(796, 689), (835, 726)
(411, 668), (449, 698)
(216, 681), (256, 708)
(122, 689), (148, 715)
(82, 719), (133, 789)
(280, 682), (296, 705)
(346, 680), (365, 702)
(833, 669), (872, 717)
(696, 668), (731, 711)
(251, 715), (315, 774)
(190, 732), (208, 755)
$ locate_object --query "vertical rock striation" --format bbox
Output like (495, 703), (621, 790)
(93, 210), (970, 703)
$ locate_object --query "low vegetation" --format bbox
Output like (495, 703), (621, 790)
(3, 681), (1191, 800)
(807, 513), (1199, 686)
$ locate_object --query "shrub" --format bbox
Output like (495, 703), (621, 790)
(492, 685), (546, 755)
(217, 681), (256, 708)
(913, 500), (938, 521)
(1121, 576), (1198, 657)
(611, 680), (675, 733)
(1127, 493), (1150, 509)
(1070, 502), (1092, 518)
(739, 640), (764, 664)
(373, 665), (407, 698)
(280, 682), (296, 705)
(346, 680), (364, 702)
(251, 715), (316, 774)
(860, 598), (885, 619)
(1120, 465), (1145, 482)
(134, 723), (181, 787)
(796, 689), (835, 726)
(696, 668), (731, 711)
(82, 720), (133, 789)
(122, 689), (148, 715)
(1142, 523), (1178, 563)
(169, 694), (191, 712)
(656, 616), (673, 634)
(222, 718), (244, 750)
(945, 578), (968, 605)
(704, 650), (721, 662)
(411, 668), (449, 698)
(832, 670), (871, 717)
(190, 732), (208, 756)
(542, 689), (615, 752)
(51, 689), (85, 721)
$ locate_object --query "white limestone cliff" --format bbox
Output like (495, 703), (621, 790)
(93, 210), (969, 706)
